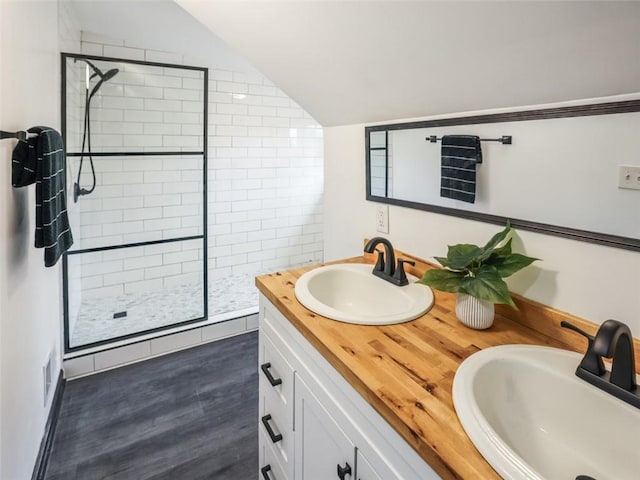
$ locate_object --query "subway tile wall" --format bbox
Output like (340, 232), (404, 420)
(67, 31), (323, 319)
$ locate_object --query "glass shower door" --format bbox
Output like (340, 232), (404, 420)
(62, 53), (208, 352)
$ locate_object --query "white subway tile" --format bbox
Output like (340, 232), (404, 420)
(216, 254), (247, 268)
(103, 269), (145, 287)
(83, 284), (124, 299)
(144, 217), (181, 232)
(94, 341), (151, 371)
(163, 205), (201, 217)
(124, 85), (164, 99)
(124, 255), (163, 271)
(143, 194), (181, 207)
(124, 278), (163, 294)
(232, 241), (261, 254)
(102, 221), (144, 235)
(144, 98), (182, 111)
(124, 110), (163, 123)
(202, 317), (246, 342)
(145, 74), (182, 88)
(232, 115), (262, 127)
(164, 112), (201, 124)
(123, 183), (163, 196)
(163, 250), (199, 265)
(123, 207), (163, 221)
(102, 96), (144, 110)
(217, 103), (248, 115)
(64, 356), (95, 378)
(144, 243), (182, 255)
(163, 135), (199, 147)
(163, 182), (200, 194)
(103, 45), (145, 61)
(163, 87), (201, 101)
(145, 49), (183, 64)
(210, 69), (233, 81)
(217, 81), (248, 94)
(145, 264), (181, 279)
(150, 329), (201, 356)
(246, 314), (259, 330)
(143, 123), (181, 135)
(80, 42), (103, 56)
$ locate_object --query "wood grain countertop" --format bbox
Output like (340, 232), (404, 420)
(255, 251), (640, 480)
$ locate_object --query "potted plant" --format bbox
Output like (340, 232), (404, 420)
(418, 222), (538, 329)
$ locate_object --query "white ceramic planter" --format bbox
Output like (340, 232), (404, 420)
(455, 293), (495, 330)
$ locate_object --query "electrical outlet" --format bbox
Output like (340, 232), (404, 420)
(618, 165), (640, 190)
(376, 205), (389, 233)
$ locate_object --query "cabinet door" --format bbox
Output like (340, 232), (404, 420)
(294, 373), (355, 480)
(356, 450), (383, 480)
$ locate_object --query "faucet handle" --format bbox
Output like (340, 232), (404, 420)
(560, 320), (606, 375)
(392, 258), (415, 286)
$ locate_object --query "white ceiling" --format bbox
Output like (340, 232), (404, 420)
(177, 1), (640, 126)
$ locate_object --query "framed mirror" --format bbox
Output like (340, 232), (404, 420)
(366, 100), (640, 252)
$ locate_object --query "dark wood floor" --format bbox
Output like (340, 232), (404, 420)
(45, 332), (258, 480)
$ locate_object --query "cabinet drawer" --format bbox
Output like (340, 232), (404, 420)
(259, 331), (294, 421)
(259, 411), (294, 480)
(260, 427), (289, 480)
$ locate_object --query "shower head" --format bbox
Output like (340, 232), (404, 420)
(74, 58), (120, 99)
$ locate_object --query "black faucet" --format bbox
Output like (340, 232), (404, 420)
(561, 319), (639, 409)
(363, 237), (415, 286)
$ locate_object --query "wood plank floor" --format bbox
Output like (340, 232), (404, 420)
(45, 332), (258, 480)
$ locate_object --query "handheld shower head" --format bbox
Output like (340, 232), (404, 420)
(74, 58), (120, 98)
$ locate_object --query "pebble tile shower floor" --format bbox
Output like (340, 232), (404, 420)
(70, 272), (259, 347)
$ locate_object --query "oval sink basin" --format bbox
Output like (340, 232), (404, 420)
(453, 345), (640, 480)
(294, 263), (433, 325)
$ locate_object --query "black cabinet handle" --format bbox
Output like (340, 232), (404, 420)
(337, 462), (352, 479)
(261, 414), (283, 443)
(261, 465), (273, 480)
(260, 362), (282, 387)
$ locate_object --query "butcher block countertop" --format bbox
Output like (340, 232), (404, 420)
(255, 251), (640, 480)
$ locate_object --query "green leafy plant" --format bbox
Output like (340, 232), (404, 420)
(418, 223), (538, 309)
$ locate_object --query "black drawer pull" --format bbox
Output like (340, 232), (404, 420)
(261, 465), (273, 480)
(337, 462), (352, 479)
(260, 362), (282, 387)
(261, 414), (283, 443)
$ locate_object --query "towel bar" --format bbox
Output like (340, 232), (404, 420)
(426, 135), (512, 144)
(1, 130), (39, 142)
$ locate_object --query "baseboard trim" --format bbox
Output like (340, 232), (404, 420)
(31, 370), (65, 480)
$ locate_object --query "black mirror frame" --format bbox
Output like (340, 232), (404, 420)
(365, 99), (640, 252)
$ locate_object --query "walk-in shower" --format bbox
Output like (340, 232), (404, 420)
(62, 53), (208, 351)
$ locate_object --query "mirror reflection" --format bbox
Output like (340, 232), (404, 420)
(366, 100), (640, 251)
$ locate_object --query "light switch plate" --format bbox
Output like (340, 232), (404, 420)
(618, 165), (640, 190)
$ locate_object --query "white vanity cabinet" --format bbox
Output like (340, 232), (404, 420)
(294, 373), (355, 479)
(258, 294), (441, 480)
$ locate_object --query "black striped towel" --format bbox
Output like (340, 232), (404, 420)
(440, 135), (483, 204)
(12, 127), (73, 267)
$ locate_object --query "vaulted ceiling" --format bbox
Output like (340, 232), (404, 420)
(177, 1), (640, 126)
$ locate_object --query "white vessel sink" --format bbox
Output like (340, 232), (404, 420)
(294, 263), (433, 325)
(453, 345), (640, 480)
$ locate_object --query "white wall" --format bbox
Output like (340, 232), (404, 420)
(324, 107), (640, 334)
(0, 1), (78, 478)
